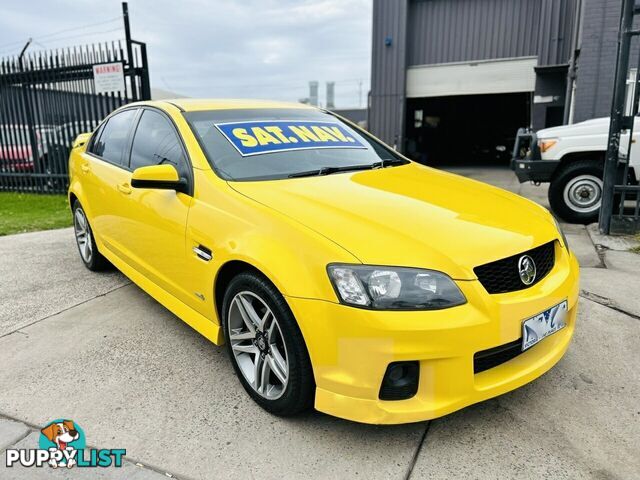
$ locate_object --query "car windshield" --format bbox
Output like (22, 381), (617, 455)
(183, 108), (406, 181)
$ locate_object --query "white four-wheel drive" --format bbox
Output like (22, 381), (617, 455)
(512, 118), (640, 223)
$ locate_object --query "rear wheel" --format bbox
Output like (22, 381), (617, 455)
(72, 200), (110, 271)
(548, 159), (603, 224)
(222, 271), (314, 416)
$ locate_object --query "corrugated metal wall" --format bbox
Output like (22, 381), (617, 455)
(573, 0), (640, 122)
(369, 0), (409, 147)
(407, 0), (538, 66)
(537, 0), (580, 66)
(407, 0), (578, 67)
(369, 0), (580, 148)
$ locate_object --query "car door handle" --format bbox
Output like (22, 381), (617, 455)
(117, 183), (132, 195)
(193, 245), (213, 262)
(81, 164), (90, 173)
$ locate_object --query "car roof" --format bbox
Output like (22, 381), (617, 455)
(132, 98), (317, 112)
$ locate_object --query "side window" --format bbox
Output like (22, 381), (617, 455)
(88, 123), (105, 153)
(90, 109), (137, 165)
(130, 110), (189, 180)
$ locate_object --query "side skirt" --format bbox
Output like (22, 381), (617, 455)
(98, 238), (223, 346)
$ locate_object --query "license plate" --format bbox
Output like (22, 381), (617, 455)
(522, 300), (568, 351)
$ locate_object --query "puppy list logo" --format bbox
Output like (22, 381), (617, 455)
(5, 419), (126, 468)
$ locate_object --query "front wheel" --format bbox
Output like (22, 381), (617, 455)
(222, 271), (314, 416)
(548, 159), (603, 224)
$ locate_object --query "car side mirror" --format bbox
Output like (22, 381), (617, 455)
(131, 165), (188, 194)
(72, 132), (92, 149)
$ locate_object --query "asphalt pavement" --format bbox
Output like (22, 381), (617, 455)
(0, 167), (638, 479)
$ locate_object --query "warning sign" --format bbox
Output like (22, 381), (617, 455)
(92, 62), (125, 95)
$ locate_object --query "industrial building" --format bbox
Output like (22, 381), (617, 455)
(369, 0), (623, 165)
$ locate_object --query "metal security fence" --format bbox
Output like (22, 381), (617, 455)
(600, 0), (640, 234)
(0, 8), (149, 194)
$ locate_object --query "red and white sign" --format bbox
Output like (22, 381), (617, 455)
(92, 62), (125, 94)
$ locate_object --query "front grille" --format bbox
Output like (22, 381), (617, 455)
(474, 241), (555, 294)
(474, 339), (522, 374)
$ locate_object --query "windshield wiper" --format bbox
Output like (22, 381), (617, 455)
(370, 158), (408, 169)
(287, 164), (373, 178)
(287, 158), (408, 178)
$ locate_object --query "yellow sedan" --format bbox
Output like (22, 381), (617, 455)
(68, 99), (579, 424)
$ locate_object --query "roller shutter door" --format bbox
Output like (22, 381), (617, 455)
(406, 57), (537, 98)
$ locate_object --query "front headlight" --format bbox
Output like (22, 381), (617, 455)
(327, 264), (466, 310)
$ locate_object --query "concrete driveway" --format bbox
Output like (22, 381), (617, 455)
(1, 168), (639, 479)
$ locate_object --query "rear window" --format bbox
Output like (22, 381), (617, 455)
(183, 108), (403, 181)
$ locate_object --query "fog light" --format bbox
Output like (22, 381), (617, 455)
(379, 361), (419, 400)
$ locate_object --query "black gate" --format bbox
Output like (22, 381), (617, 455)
(0, 28), (149, 194)
(600, 0), (640, 234)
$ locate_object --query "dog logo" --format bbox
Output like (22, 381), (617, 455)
(39, 420), (82, 468)
(5, 418), (125, 469)
(518, 255), (536, 285)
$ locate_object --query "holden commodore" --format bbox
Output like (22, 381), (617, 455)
(68, 99), (579, 424)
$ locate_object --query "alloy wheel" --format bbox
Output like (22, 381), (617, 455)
(227, 291), (289, 400)
(74, 207), (93, 263)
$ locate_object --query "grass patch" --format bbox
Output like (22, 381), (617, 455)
(632, 235), (640, 254)
(0, 192), (71, 236)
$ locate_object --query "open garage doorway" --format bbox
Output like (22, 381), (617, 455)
(404, 92), (530, 166)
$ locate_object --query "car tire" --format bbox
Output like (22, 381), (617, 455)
(222, 271), (315, 416)
(548, 158), (604, 224)
(72, 200), (110, 271)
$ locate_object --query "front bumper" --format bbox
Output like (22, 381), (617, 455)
(511, 127), (559, 183)
(513, 158), (560, 183)
(287, 243), (579, 424)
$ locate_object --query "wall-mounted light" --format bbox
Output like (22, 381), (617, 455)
(384, 36), (393, 47)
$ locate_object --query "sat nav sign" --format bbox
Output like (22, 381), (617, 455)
(215, 120), (367, 157)
(92, 62), (125, 95)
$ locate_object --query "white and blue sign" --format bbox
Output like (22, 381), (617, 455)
(214, 120), (367, 157)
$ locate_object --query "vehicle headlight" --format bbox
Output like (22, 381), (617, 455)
(327, 264), (466, 310)
(553, 217), (569, 249)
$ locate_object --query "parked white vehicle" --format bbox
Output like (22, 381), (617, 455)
(512, 118), (640, 223)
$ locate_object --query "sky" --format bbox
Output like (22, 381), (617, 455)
(0, 0), (372, 109)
